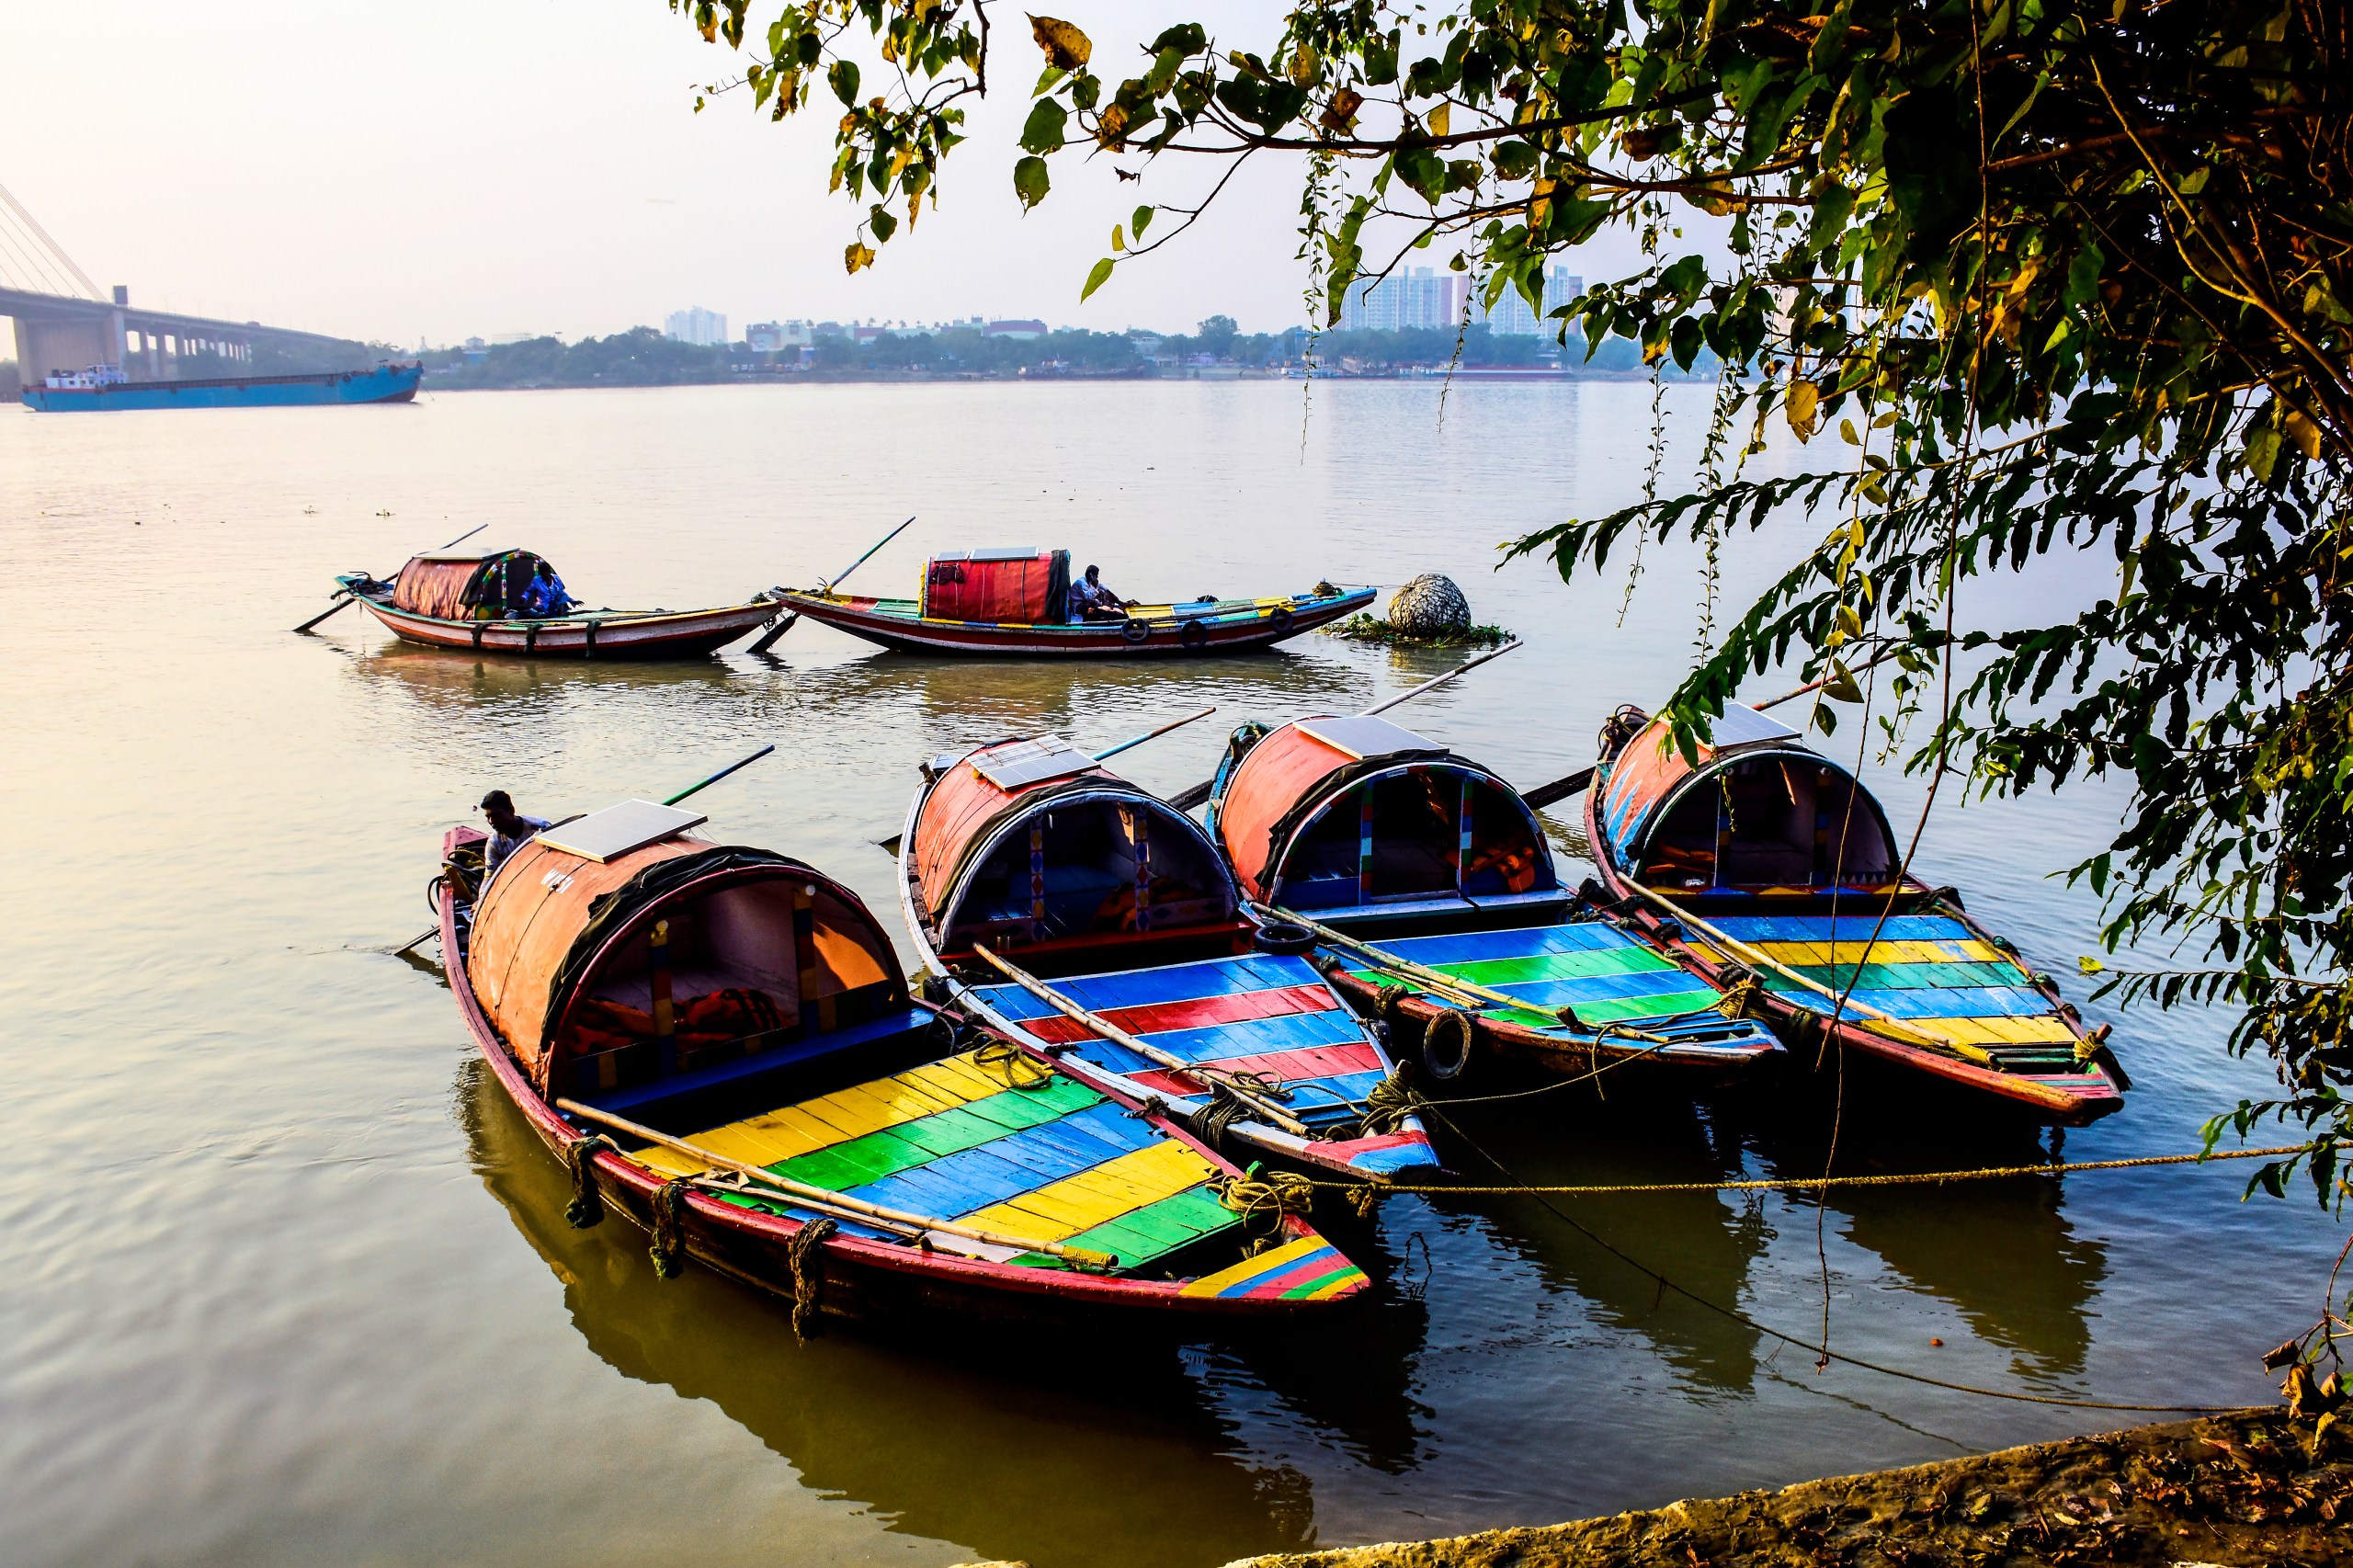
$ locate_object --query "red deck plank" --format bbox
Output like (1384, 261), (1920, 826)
(1019, 983), (1338, 1046)
(1124, 1040), (1383, 1097)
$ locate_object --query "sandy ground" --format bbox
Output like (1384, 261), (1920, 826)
(1221, 1410), (2348, 1567)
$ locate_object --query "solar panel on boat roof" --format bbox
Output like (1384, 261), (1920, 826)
(1297, 714), (1445, 761)
(937, 546), (1044, 562)
(1707, 703), (1801, 749)
(972, 735), (1103, 790)
(537, 800), (708, 862)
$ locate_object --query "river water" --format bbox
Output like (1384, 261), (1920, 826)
(2, 381), (2340, 1568)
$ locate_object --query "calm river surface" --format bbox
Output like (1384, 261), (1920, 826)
(2, 380), (2341, 1567)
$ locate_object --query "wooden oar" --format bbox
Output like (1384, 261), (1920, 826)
(1256, 903), (1670, 1044)
(879, 706), (1217, 853)
(1515, 648), (1907, 808)
(556, 1098), (1118, 1269)
(296, 523), (486, 632)
(748, 515), (916, 653)
(1611, 880), (1996, 1065)
(1168, 642), (1524, 812)
(662, 743), (775, 805)
(968, 946), (1314, 1136)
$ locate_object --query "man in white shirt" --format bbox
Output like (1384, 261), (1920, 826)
(480, 790), (551, 882)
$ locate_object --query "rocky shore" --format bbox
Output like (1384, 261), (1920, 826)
(1225, 1410), (2347, 1568)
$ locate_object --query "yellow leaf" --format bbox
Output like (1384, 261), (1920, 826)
(1290, 44), (1318, 84)
(845, 242), (876, 274)
(1111, 223), (1125, 252)
(2283, 409), (2323, 460)
(1427, 102), (1450, 138)
(1786, 380), (1820, 439)
(1028, 14), (1091, 70)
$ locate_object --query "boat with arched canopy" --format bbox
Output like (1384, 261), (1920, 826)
(897, 734), (1442, 1183)
(437, 799), (1371, 1324)
(1582, 701), (2128, 1124)
(1203, 714), (1784, 1086)
(338, 549), (782, 658)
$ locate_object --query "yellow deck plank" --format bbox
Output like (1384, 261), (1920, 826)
(961, 1141), (1216, 1240)
(1751, 937), (2008, 967)
(1979, 1015), (2078, 1044)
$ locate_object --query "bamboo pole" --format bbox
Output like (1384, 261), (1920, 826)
(968, 946), (1313, 1136)
(296, 523), (486, 632)
(556, 1098), (1119, 1269)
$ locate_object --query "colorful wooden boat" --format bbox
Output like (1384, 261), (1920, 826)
(437, 801), (1370, 1324)
(897, 735), (1443, 1183)
(773, 546), (1373, 656)
(1583, 701), (2129, 1124)
(1203, 715), (1784, 1085)
(339, 549), (782, 658)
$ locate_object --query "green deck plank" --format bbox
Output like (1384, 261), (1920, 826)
(768, 1079), (1101, 1191)
(1067, 1188), (1242, 1267)
(1559, 988), (1725, 1025)
(1767, 959), (2025, 993)
(1440, 946), (1674, 986)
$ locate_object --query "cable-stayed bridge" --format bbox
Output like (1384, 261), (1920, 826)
(2, 181), (370, 381)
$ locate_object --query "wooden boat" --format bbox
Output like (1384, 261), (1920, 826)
(1582, 701), (2129, 1124)
(437, 800), (1371, 1324)
(339, 549), (782, 658)
(773, 546), (1374, 656)
(1203, 714), (1784, 1085)
(897, 735), (1444, 1183)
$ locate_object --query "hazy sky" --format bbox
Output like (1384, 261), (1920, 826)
(3, 3), (1649, 346)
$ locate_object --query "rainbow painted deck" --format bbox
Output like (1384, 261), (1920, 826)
(629, 1048), (1248, 1271)
(1336, 923), (1769, 1045)
(1699, 914), (2086, 1064)
(966, 951), (1440, 1177)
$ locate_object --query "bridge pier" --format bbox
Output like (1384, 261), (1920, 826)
(12, 309), (125, 382)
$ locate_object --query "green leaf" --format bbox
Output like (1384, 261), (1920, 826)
(1013, 154), (1051, 210)
(828, 59), (860, 107)
(1081, 256), (1115, 301)
(1131, 204), (1153, 240)
(1019, 97), (1067, 154)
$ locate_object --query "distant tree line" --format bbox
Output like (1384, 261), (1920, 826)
(419, 317), (1667, 389)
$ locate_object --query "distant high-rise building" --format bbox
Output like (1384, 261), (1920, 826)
(745, 321), (813, 353)
(665, 306), (728, 346)
(1336, 263), (1586, 335)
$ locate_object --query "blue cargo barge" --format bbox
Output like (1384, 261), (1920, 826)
(20, 361), (421, 411)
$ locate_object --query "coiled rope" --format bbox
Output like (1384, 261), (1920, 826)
(648, 1178), (690, 1278)
(786, 1217), (836, 1339)
(972, 1035), (1052, 1090)
(1214, 1168), (1315, 1235)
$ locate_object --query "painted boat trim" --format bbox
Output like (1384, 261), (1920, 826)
(778, 585), (1375, 657)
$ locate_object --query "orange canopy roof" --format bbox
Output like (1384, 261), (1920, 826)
(1215, 722), (1361, 901)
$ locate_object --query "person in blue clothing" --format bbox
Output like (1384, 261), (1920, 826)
(480, 790), (551, 882)
(1066, 563), (1130, 621)
(519, 562), (573, 618)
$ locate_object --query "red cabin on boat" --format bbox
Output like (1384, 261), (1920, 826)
(920, 548), (1072, 623)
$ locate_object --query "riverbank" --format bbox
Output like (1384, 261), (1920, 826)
(1230, 1410), (2347, 1567)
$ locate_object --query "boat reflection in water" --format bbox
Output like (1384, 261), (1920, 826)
(460, 1058), (1437, 1566)
(342, 643), (756, 716)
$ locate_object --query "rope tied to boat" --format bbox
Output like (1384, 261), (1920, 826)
(1188, 1083), (1253, 1150)
(972, 1035), (1052, 1090)
(1716, 969), (1768, 1021)
(1373, 983), (1416, 1031)
(786, 1217), (836, 1339)
(648, 1178), (691, 1279)
(1214, 1167), (1315, 1234)
(1357, 1065), (1424, 1139)
(563, 1134), (618, 1229)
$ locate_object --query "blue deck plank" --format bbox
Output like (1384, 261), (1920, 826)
(1708, 915), (1974, 943)
(1379, 923), (1629, 965)
(1779, 985), (2053, 1020)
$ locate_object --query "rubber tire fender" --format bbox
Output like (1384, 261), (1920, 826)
(1120, 617), (1151, 645)
(1267, 605), (1296, 635)
(1250, 920), (1317, 957)
(1422, 1008), (1476, 1082)
(1179, 619), (1211, 653)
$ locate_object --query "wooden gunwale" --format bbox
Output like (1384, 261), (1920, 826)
(1576, 761), (2126, 1126)
(438, 828), (1358, 1320)
(893, 761), (1439, 1184)
(777, 585), (1375, 657)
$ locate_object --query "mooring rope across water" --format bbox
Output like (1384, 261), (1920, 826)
(1328, 1142), (2314, 1199)
(1356, 1120), (2313, 1414)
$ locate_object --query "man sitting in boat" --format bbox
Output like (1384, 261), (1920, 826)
(519, 562), (574, 619)
(1066, 563), (1131, 621)
(480, 790), (551, 882)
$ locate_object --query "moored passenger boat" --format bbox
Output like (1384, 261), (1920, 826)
(898, 735), (1443, 1183)
(1204, 715), (1784, 1085)
(1582, 701), (2129, 1124)
(438, 799), (1370, 1324)
(773, 546), (1374, 656)
(339, 549), (781, 659)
